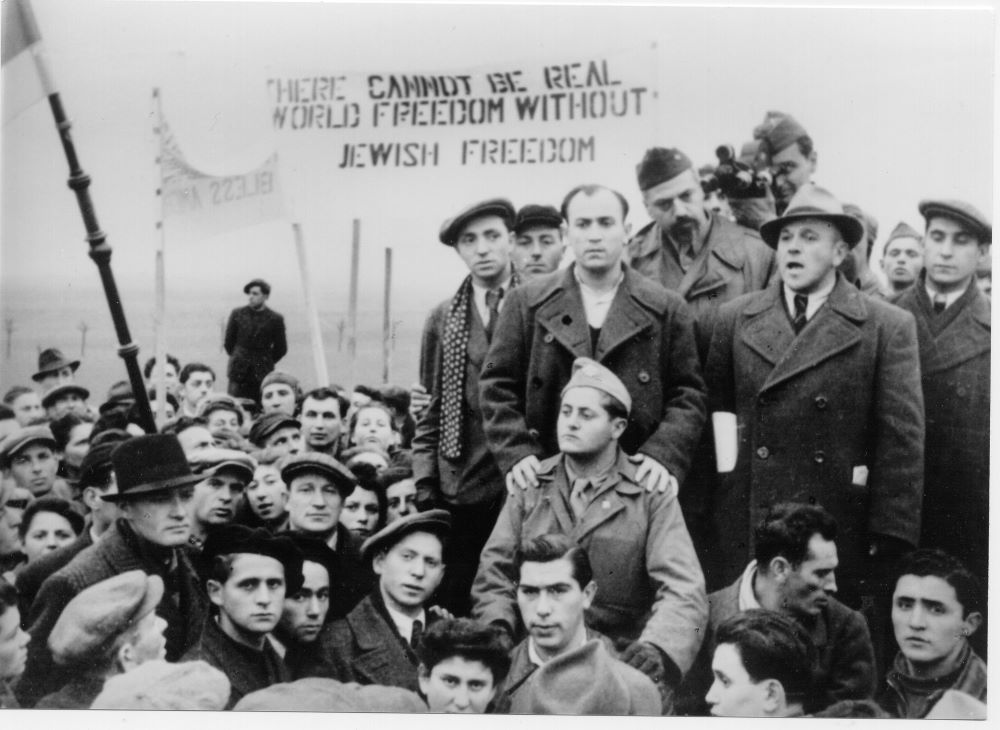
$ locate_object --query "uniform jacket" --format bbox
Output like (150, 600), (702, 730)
(472, 451), (707, 675)
(893, 279), (990, 579)
(313, 591), (433, 693)
(411, 294), (504, 507)
(17, 520), (208, 707)
(879, 643), (987, 719)
(182, 615), (290, 709)
(224, 305), (287, 385)
(480, 265), (707, 484)
(627, 214), (777, 360)
(703, 276), (924, 595)
(15, 520), (95, 617)
(676, 574), (876, 715)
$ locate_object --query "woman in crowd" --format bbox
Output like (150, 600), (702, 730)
(18, 497), (84, 568)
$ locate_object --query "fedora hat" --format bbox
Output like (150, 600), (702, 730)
(759, 185), (864, 249)
(32, 348), (81, 382)
(103, 434), (202, 502)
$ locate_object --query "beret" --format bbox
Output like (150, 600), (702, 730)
(203, 524), (304, 595)
(48, 570), (164, 666)
(636, 147), (693, 191)
(197, 393), (247, 424)
(885, 221), (922, 245)
(243, 278), (271, 295)
(248, 412), (300, 446)
(280, 451), (356, 497)
(759, 185), (864, 249)
(561, 357), (631, 415)
(0, 425), (58, 466)
(276, 531), (339, 586)
(439, 198), (515, 246)
(753, 111), (809, 155)
(41, 383), (90, 409)
(918, 199), (991, 244)
(190, 448), (257, 483)
(91, 659), (231, 711)
(233, 677), (427, 712)
(514, 204), (563, 234)
(260, 370), (301, 393)
(361, 508), (451, 562)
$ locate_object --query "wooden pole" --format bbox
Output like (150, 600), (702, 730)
(347, 218), (360, 382)
(293, 223), (330, 387)
(382, 247), (392, 384)
(152, 88), (168, 426)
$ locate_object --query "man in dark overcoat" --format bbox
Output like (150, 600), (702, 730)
(224, 278), (288, 400)
(703, 185), (925, 616)
(480, 184), (706, 500)
(892, 200), (990, 586)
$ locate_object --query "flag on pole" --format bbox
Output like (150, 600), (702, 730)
(159, 115), (286, 239)
(1, 0), (57, 124)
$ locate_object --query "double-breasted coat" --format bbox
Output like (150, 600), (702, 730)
(224, 305), (287, 395)
(893, 279), (990, 581)
(703, 276), (925, 601)
(479, 265), (707, 483)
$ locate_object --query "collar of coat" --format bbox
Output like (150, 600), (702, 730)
(536, 449), (643, 498)
(523, 262), (669, 317)
(628, 213), (753, 272)
(744, 272), (867, 322)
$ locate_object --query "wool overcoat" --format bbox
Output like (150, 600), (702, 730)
(223, 305), (287, 389)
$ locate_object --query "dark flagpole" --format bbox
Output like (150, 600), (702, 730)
(15, 0), (156, 433)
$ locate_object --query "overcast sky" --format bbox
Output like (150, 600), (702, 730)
(1, 0), (994, 320)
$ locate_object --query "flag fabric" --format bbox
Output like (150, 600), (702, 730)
(159, 115), (286, 239)
(2, 0), (56, 124)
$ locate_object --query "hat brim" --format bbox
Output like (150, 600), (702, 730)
(760, 213), (864, 249)
(101, 473), (203, 503)
(280, 463), (355, 498)
(440, 201), (515, 246)
(32, 360), (81, 382)
(918, 202), (992, 244)
(41, 385), (91, 409)
(2, 435), (59, 466)
(361, 516), (451, 562)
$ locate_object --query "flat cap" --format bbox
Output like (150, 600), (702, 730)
(202, 524), (304, 594)
(514, 204), (564, 234)
(91, 659), (231, 711)
(197, 393), (247, 424)
(280, 451), (356, 496)
(190, 448), (257, 483)
(234, 677), (426, 713)
(561, 357), (632, 415)
(361, 508), (451, 562)
(636, 147), (693, 191)
(753, 111), (809, 155)
(41, 383), (90, 409)
(0, 425), (58, 467)
(48, 570), (164, 666)
(260, 370), (300, 393)
(243, 278), (271, 295)
(885, 221), (922, 245)
(439, 198), (515, 246)
(918, 199), (991, 244)
(759, 185), (864, 249)
(248, 411), (300, 446)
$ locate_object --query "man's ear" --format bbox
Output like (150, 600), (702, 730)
(207, 579), (224, 608)
(611, 417), (628, 440)
(417, 663), (430, 697)
(809, 149), (818, 171)
(962, 611), (983, 638)
(769, 556), (792, 583)
(624, 220), (633, 237)
(372, 552), (386, 577)
(117, 639), (137, 672)
(581, 580), (598, 610)
(761, 678), (786, 715)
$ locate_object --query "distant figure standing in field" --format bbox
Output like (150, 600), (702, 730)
(224, 279), (288, 402)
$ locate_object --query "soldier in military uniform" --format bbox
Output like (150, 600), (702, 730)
(224, 279), (288, 401)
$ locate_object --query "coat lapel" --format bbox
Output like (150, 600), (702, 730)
(739, 284), (795, 367)
(535, 272), (592, 360)
(348, 596), (415, 685)
(921, 295), (991, 374)
(538, 468), (580, 537)
(595, 280), (654, 361)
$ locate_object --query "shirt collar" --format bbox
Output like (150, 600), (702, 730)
(782, 275), (837, 321)
(527, 622), (589, 667)
(471, 273), (512, 298)
(737, 560), (762, 611)
(380, 588), (426, 644)
(924, 281), (968, 309)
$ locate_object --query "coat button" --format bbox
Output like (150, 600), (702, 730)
(813, 450), (825, 464)
(637, 370), (651, 384)
(528, 429), (540, 439)
(814, 396), (828, 410)
(543, 333), (555, 344)
(531, 377), (543, 390)
(957, 386), (967, 397)
(756, 446), (770, 460)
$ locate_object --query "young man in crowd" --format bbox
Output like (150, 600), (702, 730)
(197, 395), (248, 448)
(31, 348), (81, 393)
(300, 387), (349, 458)
(188, 449), (256, 550)
(511, 203), (566, 280)
(411, 198), (517, 616)
(753, 111), (816, 215)
(36, 571), (167, 709)
(705, 609), (816, 717)
(416, 617), (511, 713)
(244, 448), (289, 532)
(320, 509), (451, 693)
(879, 549), (986, 719)
(183, 524), (303, 709)
(475, 358), (707, 704)
(282, 452), (369, 617)
(41, 383), (91, 420)
(380, 466), (418, 525)
(3, 386), (45, 427)
(18, 434), (209, 707)
(0, 426), (73, 501)
(224, 278), (288, 401)
(259, 371), (300, 416)
(177, 363), (216, 418)
(161, 415), (214, 458)
(249, 412), (304, 457)
(880, 221), (924, 295)
(679, 502), (875, 714)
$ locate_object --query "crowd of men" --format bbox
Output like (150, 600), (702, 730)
(0, 110), (990, 716)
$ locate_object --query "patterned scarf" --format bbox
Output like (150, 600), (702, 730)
(440, 272), (518, 459)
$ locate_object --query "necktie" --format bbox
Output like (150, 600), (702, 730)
(570, 478), (591, 520)
(933, 294), (947, 315)
(792, 293), (809, 334)
(410, 619), (423, 650)
(484, 287), (503, 340)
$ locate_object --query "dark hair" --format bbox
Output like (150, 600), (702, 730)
(3, 386), (34, 406)
(208, 553), (237, 586)
(348, 461), (388, 528)
(147, 388), (180, 413)
(0, 577), (18, 620)
(179, 362), (215, 384)
(301, 388), (349, 419)
(379, 385), (410, 415)
(376, 465), (413, 491)
(160, 415), (209, 436)
(518, 533), (593, 590)
(560, 184), (629, 221)
(417, 618), (512, 684)
(894, 549), (983, 618)
(795, 135), (815, 158)
(89, 428), (131, 449)
(595, 392), (629, 422)
(352, 384), (383, 402)
(814, 700), (889, 719)
(349, 402), (399, 445)
(143, 354), (181, 380)
(19, 496), (85, 541)
(201, 399), (245, 426)
(0, 404), (14, 421)
(754, 502), (838, 570)
(715, 609), (816, 704)
(50, 411), (95, 451)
